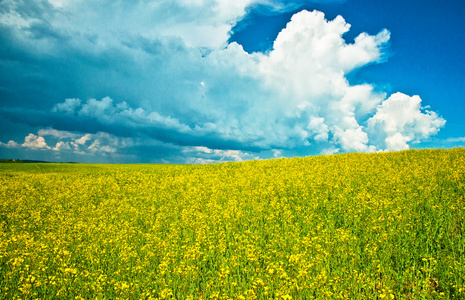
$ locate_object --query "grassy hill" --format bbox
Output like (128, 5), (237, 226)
(1, 148), (464, 299)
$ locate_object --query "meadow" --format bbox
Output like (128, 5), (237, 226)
(1, 148), (464, 299)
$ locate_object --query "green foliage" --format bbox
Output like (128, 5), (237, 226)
(0, 159), (23, 163)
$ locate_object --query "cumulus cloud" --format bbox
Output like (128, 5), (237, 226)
(2, 128), (259, 163)
(0, 140), (19, 148)
(87, 132), (133, 154)
(52, 141), (72, 152)
(259, 11), (389, 99)
(368, 92), (446, 150)
(307, 117), (329, 142)
(272, 149), (283, 158)
(75, 134), (92, 145)
(183, 146), (258, 164)
(4, 129), (135, 161)
(0, 1), (446, 163)
(52, 98), (81, 115)
(256, 10), (390, 152)
(22, 133), (51, 150)
(321, 147), (339, 155)
(384, 133), (411, 151)
(333, 126), (373, 152)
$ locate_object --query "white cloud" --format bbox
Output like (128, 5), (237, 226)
(259, 11), (388, 101)
(48, 0), (78, 8)
(38, 128), (79, 139)
(191, 146), (214, 154)
(272, 149), (283, 158)
(4, 129), (134, 162)
(339, 29), (390, 72)
(186, 157), (217, 164)
(79, 97), (114, 118)
(183, 146), (257, 163)
(75, 134), (92, 145)
(257, 0), (348, 14)
(384, 133), (411, 151)
(447, 137), (465, 143)
(0, 140), (19, 148)
(368, 92), (446, 150)
(254, 10), (390, 151)
(334, 126), (372, 152)
(42, 0), (256, 49)
(53, 141), (72, 151)
(8, 140), (19, 148)
(307, 117), (329, 142)
(159, 0), (257, 48)
(26, 129), (122, 155)
(52, 98), (81, 114)
(322, 147), (339, 155)
(22, 133), (50, 150)
(86, 132), (133, 154)
(53, 97), (194, 133)
(214, 149), (256, 161)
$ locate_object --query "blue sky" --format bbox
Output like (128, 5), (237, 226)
(0, 0), (464, 163)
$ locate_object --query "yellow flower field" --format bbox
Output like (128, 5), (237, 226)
(1, 148), (464, 299)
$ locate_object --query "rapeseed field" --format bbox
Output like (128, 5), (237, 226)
(1, 148), (464, 299)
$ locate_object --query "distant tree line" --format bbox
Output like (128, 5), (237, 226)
(0, 159), (23, 163)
